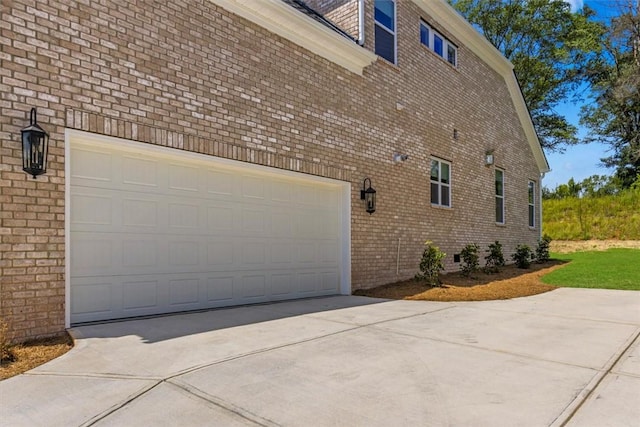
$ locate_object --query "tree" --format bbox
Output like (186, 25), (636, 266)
(580, 0), (640, 189)
(449, 0), (604, 152)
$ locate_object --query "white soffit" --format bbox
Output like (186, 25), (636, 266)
(207, 0), (377, 75)
(414, 0), (550, 173)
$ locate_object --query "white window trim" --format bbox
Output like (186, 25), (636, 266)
(419, 20), (457, 67)
(430, 158), (452, 208)
(375, 0), (397, 64)
(528, 180), (536, 228)
(496, 168), (505, 225)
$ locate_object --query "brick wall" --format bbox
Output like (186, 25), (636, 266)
(1, 0), (542, 342)
(306, 0), (360, 39)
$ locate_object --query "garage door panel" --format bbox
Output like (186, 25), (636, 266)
(207, 276), (235, 302)
(206, 169), (236, 196)
(240, 275), (267, 299)
(168, 203), (200, 229)
(297, 272), (319, 293)
(122, 279), (159, 311)
(319, 240), (340, 264)
(71, 194), (113, 226)
(122, 198), (159, 227)
(242, 241), (267, 265)
(270, 241), (293, 264)
(123, 239), (159, 268)
(71, 148), (113, 183)
(207, 240), (235, 266)
(241, 207), (267, 236)
(321, 271), (340, 291)
(168, 241), (201, 266)
(271, 179), (292, 203)
(168, 278), (200, 306)
(71, 238), (113, 274)
(168, 163), (200, 193)
(206, 205), (236, 233)
(271, 209), (293, 236)
(241, 175), (266, 200)
(122, 156), (158, 188)
(70, 138), (345, 324)
(271, 273), (294, 296)
(71, 280), (113, 317)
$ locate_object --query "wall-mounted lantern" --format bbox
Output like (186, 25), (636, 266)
(485, 150), (494, 167)
(21, 108), (49, 178)
(360, 178), (376, 215)
(393, 153), (409, 163)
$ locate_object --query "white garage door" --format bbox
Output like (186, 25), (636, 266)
(68, 133), (348, 324)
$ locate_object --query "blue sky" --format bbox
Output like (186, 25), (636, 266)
(543, 0), (616, 189)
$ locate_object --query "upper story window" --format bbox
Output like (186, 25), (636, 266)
(431, 158), (451, 208)
(375, 0), (396, 64)
(420, 21), (457, 67)
(528, 181), (536, 228)
(495, 169), (505, 224)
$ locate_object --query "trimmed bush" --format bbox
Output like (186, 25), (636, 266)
(484, 240), (505, 273)
(535, 234), (552, 263)
(512, 244), (533, 269)
(460, 243), (480, 277)
(415, 241), (446, 287)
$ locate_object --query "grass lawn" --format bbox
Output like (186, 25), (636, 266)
(542, 248), (640, 290)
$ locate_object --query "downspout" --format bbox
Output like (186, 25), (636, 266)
(539, 172), (545, 240)
(357, 0), (365, 45)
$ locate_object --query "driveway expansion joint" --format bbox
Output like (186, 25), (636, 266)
(550, 328), (640, 427)
(166, 379), (275, 427)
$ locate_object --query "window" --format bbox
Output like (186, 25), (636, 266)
(430, 158), (451, 207)
(528, 181), (536, 228)
(495, 169), (504, 224)
(420, 21), (457, 67)
(420, 23), (429, 47)
(375, 0), (396, 64)
(434, 33), (443, 56)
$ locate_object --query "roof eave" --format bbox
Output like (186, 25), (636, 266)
(207, 0), (377, 75)
(413, 0), (550, 174)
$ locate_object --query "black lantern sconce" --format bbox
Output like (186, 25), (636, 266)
(360, 178), (376, 215)
(21, 108), (49, 178)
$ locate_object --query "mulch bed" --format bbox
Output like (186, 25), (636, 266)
(354, 260), (566, 302)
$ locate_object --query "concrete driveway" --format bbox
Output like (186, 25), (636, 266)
(1, 288), (639, 426)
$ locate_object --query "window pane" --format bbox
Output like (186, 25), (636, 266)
(431, 183), (439, 204)
(447, 45), (456, 66)
(495, 170), (503, 196)
(434, 34), (443, 56)
(375, 25), (395, 63)
(529, 205), (535, 227)
(430, 160), (439, 181)
(441, 186), (450, 207)
(528, 182), (534, 204)
(420, 24), (429, 47)
(496, 197), (504, 223)
(440, 162), (449, 184)
(374, 0), (395, 31)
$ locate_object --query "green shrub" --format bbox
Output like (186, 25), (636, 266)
(460, 243), (480, 277)
(535, 234), (552, 263)
(484, 240), (505, 273)
(512, 244), (533, 269)
(415, 241), (446, 287)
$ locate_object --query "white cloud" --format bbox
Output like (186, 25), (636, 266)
(563, 0), (584, 12)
